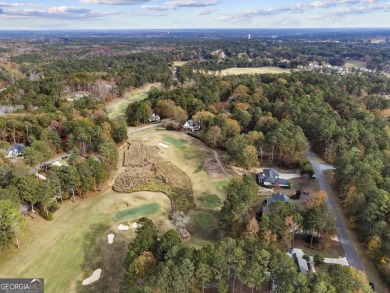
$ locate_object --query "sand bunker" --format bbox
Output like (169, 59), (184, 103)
(118, 224), (129, 231)
(158, 143), (170, 148)
(107, 234), (114, 244)
(82, 269), (102, 285)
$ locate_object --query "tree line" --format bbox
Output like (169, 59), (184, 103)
(122, 217), (372, 293)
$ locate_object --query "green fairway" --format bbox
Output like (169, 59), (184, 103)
(194, 211), (217, 230)
(107, 83), (159, 120)
(0, 191), (172, 293)
(162, 136), (188, 150)
(202, 194), (223, 208)
(113, 203), (160, 221)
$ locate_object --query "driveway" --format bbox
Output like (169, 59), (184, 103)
(307, 150), (363, 270)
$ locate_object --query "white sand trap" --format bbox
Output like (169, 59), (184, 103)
(158, 143), (170, 148)
(118, 224), (129, 231)
(82, 269), (102, 285)
(107, 234), (114, 244)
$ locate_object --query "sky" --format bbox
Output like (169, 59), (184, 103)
(0, 0), (389, 30)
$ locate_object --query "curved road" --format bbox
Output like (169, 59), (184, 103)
(307, 150), (363, 270)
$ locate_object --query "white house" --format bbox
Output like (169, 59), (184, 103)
(182, 120), (201, 132)
(149, 113), (161, 123)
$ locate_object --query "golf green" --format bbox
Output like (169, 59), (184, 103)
(113, 203), (160, 221)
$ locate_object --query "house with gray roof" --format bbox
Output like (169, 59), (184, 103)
(256, 168), (291, 188)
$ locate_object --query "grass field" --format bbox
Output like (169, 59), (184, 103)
(202, 194), (223, 208)
(173, 61), (188, 67)
(344, 60), (367, 69)
(106, 83), (160, 120)
(219, 67), (292, 76)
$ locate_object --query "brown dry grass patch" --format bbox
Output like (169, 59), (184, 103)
(114, 140), (195, 212)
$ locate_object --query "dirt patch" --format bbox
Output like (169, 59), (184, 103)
(203, 157), (226, 178)
(113, 140), (195, 212)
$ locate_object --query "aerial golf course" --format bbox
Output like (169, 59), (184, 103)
(0, 85), (228, 293)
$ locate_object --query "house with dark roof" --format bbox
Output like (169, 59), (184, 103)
(262, 192), (291, 215)
(256, 168), (291, 188)
(5, 144), (25, 158)
(266, 192), (291, 205)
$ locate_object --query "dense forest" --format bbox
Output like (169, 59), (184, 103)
(130, 69), (390, 285)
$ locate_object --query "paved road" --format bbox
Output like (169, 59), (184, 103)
(127, 123), (162, 134)
(307, 150), (363, 270)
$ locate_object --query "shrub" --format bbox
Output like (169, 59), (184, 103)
(40, 210), (53, 221)
(162, 119), (181, 131)
(314, 253), (325, 265)
(303, 254), (310, 261)
(48, 202), (60, 213)
(299, 160), (314, 176)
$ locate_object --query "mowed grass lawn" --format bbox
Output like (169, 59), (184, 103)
(0, 191), (173, 293)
